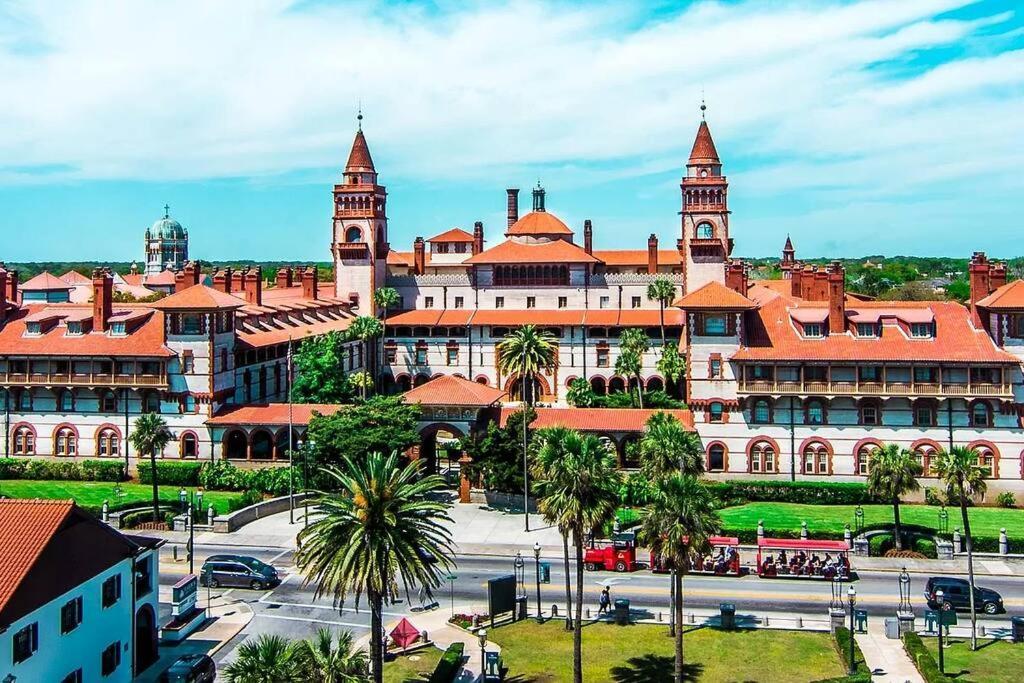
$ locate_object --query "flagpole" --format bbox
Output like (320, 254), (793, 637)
(288, 336), (295, 525)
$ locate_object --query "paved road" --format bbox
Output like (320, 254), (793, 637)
(158, 542), (1024, 661)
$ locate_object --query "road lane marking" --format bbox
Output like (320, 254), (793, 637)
(253, 612), (371, 629)
(256, 596), (411, 618)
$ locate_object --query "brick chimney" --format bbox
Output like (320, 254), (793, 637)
(506, 188), (520, 229)
(827, 261), (846, 335)
(413, 237), (426, 275)
(212, 267), (232, 294)
(231, 269), (245, 293)
(726, 260), (748, 296)
(647, 234), (659, 274)
(242, 266), (262, 306)
(4, 268), (17, 303)
(990, 261), (1007, 292)
(472, 221), (484, 255)
(301, 265), (318, 300)
(92, 268), (113, 333)
(969, 251), (992, 328)
(0, 267), (7, 324)
(584, 220), (593, 255)
(175, 261), (201, 292)
(790, 262), (803, 298)
(276, 267), (293, 289)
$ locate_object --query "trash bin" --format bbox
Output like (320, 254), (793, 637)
(614, 598), (630, 625)
(855, 609), (868, 633)
(516, 596), (527, 621)
(720, 603), (736, 630)
(884, 617), (900, 640)
(1012, 616), (1024, 644)
(540, 562), (551, 584)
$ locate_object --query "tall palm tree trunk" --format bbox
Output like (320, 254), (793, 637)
(892, 497), (903, 551)
(659, 301), (666, 347)
(573, 529), (584, 683)
(149, 449), (159, 519)
(674, 569), (684, 683)
(522, 374), (530, 532)
(370, 590), (384, 683)
(669, 567), (676, 636)
(959, 491), (978, 650)
(635, 373), (644, 408)
(562, 532), (573, 630)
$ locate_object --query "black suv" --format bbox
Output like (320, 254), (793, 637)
(925, 577), (1003, 614)
(163, 653), (216, 682)
(200, 554), (280, 590)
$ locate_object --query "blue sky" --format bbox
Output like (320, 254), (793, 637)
(1, 0), (1022, 262)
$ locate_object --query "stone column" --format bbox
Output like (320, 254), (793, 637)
(458, 453), (473, 504)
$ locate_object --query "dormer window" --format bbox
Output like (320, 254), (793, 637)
(181, 313), (203, 335)
(25, 322), (42, 336)
(803, 323), (824, 338)
(856, 323), (876, 338)
(66, 321), (83, 336)
(910, 323), (933, 338)
(702, 314), (727, 336)
(110, 322), (127, 336)
(695, 222), (714, 239)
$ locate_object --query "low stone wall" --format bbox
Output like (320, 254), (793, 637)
(468, 489), (538, 513)
(212, 492), (313, 533)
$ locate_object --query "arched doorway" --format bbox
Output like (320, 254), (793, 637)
(608, 376), (626, 394)
(134, 604), (158, 673)
(590, 376), (607, 395)
(418, 424), (466, 481)
(505, 374), (549, 404)
(251, 430), (273, 460)
(224, 430), (248, 460)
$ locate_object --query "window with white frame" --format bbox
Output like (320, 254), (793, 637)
(910, 323), (933, 338)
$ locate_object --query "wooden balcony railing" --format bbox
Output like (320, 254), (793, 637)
(737, 379), (1012, 398)
(0, 371), (167, 388)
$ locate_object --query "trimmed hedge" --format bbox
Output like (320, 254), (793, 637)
(137, 461), (202, 486)
(428, 642), (465, 683)
(902, 632), (948, 682)
(0, 458), (125, 482)
(709, 480), (881, 506)
(832, 626), (871, 680)
(198, 460), (302, 496)
(120, 508), (177, 529)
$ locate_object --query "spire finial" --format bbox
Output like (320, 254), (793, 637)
(163, 203), (170, 218)
(700, 93), (706, 120)
(357, 101), (363, 131)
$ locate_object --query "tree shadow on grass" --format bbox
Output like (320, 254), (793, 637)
(610, 654), (703, 683)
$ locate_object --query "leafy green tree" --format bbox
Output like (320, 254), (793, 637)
(646, 278), (677, 347)
(461, 406), (536, 492)
(129, 413), (172, 519)
(296, 453), (454, 683)
(638, 412), (704, 480)
(532, 426), (578, 631)
(618, 328), (650, 408)
(657, 346), (687, 399)
(348, 316), (384, 400)
(223, 634), (302, 683)
(934, 446), (988, 650)
(866, 444), (922, 551)
(292, 331), (354, 404)
(639, 475), (720, 683)
(305, 397), (421, 486)
(347, 371), (374, 398)
(297, 628), (369, 683)
(565, 377), (597, 407)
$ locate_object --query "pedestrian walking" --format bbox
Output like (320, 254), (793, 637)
(598, 586), (611, 615)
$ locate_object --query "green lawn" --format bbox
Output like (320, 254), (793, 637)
(718, 502), (1023, 538)
(383, 646), (443, 683)
(923, 637), (1024, 682)
(491, 620), (844, 682)
(0, 479), (243, 515)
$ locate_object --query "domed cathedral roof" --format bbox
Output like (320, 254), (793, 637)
(506, 183), (573, 239)
(150, 205), (187, 240)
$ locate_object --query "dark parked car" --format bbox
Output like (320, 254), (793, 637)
(200, 554), (280, 590)
(163, 653), (216, 682)
(925, 577), (1003, 614)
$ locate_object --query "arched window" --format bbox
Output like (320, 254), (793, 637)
(13, 426), (34, 455)
(976, 447), (996, 477)
(181, 433), (198, 459)
(100, 391), (118, 413)
(57, 389), (74, 413)
(802, 442), (830, 475)
(345, 226), (362, 243)
(804, 399), (826, 425)
(751, 399), (771, 424)
(97, 429), (119, 457)
(695, 222), (714, 239)
(750, 442), (775, 473)
(707, 444), (726, 472)
(54, 427), (77, 456)
(856, 443), (879, 476)
(913, 445), (936, 475)
(970, 401), (992, 427)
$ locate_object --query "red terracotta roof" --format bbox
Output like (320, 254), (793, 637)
(595, 250), (683, 266)
(506, 211), (573, 236)
(144, 270), (178, 286)
(21, 271), (72, 292)
(0, 305), (174, 357)
(152, 285), (246, 310)
(689, 120), (720, 163)
(345, 129), (375, 173)
(472, 310), (586, 326)
(236, 316), (355, 349)
(673, 281), (756, 310)
(402, 374), (506, 406)
(617, 309), (685, 326)
(387, 251), (436, 268)
(428, 227), (475, 243)
(121, 274), (144, 287)
(208, 403), (344, 426)
(388, 309), (443, 326)
(977, 279), (1024, 310)
(464, 238), (599, 265)
(387, 309), (683, 328)
(499, 407), (694, 432)
(60, 270), (92, 285)
(734, 297), (1016, 363)
(0, 500), (74, 616)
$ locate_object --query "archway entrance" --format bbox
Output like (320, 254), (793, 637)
(224, 430), (248, 460)
(418, 424), (466, 482)
(505, 374), (549, 405)
(134, 604), (158, 673)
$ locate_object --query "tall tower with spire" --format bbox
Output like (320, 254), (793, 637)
(332, 112), (388, 311)
(780, 235), (797, 278)
(679, 105), (730, 292)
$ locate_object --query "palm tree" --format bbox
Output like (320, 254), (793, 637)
(532, 426), (577, 631)
(866, 444), (922, 551)
(298, 628), (369, 683)
(639, 475), (720, 683)
(638, 412), (704, 480)
(646, 278), (677, 347)
(374, 286), (400, 391)
(129, 413), (172, 520)
(295, 452), (453, 683)
(348, 316), (384, 400)
(934, 445), (987, 651)
(497, 325), (557, 531)
(618, 328), (650, 408)
(223, 634), (302, 683)
(656, 347), (687, 400)
(551, 432), (621, 683)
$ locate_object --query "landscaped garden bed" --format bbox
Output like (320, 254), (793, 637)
(0, 479), (245, 516)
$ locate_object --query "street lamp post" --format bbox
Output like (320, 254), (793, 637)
(478, 628), (488, 683)
(935, 589), (945, 674)
(533, 542), (542, 622)
(847, 586), (857, 676)
(897, 566), (914, 635)
(829, 574), (846, 631)
(854, 505), (864, 535)
(187, 503), (194, 574)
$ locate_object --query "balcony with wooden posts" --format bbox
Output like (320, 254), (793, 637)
(0, 359), (168, 389)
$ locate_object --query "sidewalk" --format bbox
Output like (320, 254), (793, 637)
(855, 620), (923, 683)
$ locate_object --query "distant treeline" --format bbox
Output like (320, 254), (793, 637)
(3, 261), (337, 282)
